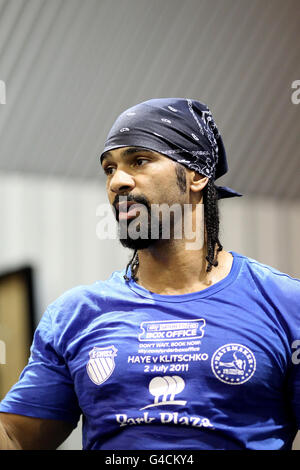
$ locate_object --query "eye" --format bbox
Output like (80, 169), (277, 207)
(134, 158), (149, 167)
(102, 157), (149, 176)
(103, 166), (114, 176)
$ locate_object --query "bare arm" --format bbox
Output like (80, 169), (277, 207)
(0, 412), (75, 450)
(0, 415), (21, 449)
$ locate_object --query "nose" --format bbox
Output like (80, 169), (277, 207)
(109, 168), (135, 194)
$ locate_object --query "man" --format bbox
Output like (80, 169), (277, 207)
(0, 98), (299, 450)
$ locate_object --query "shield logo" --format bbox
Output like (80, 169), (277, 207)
(86, 345), (118, 385)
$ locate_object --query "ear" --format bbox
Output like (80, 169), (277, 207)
(189, 171), (209, 193)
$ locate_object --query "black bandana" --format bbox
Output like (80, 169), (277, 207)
(100, 98), (242, 200)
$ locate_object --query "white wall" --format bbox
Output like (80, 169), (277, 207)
(0, 171), (130, 316)
(0, 171), (299, 449)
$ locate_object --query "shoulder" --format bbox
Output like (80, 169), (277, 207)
(237, 252), (300, 292)
(45, 269), (127, 323)
(233, 251), (300, 327)
(36, 269), (127, 352)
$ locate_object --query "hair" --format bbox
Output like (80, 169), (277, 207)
(202, 177), (223, 271)
(123, 165), (223, 282)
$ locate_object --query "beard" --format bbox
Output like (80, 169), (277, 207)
(119, 226), (161, 250)
(112, 163), (188, 251)
(113, 194), (164, 250)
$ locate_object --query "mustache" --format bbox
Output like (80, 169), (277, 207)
(112, 194), (151, 219)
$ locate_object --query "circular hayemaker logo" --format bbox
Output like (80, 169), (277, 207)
(211, 343), (256, 385)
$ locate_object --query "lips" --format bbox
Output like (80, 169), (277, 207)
(116, 201), (137, 213)
(116, 201), (145, 221)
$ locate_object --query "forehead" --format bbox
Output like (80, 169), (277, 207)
(101, 146), (163, 164)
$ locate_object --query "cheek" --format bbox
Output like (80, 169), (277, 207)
(106, 188), (115, 206)
(154, 186), (187, 208)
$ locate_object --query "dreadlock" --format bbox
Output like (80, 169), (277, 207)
(123, 249), (139, 282)
(123, 176), (222, 282)
(202, 178), (223, 272)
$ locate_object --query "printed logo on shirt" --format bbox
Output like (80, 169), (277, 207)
(139, 319), (206, 342)
(211, 343), (256, 385)
(140, 375), (187, 410)
(86, 345), (118, 385)
(115, 375), (214, 429)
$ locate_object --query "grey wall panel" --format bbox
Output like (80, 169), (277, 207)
(0, 0), (299, 200)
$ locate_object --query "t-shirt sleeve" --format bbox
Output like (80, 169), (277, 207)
(269, 272), (300, 430)
(290, 337), (300, 428)
(0, 307), (81, 427)
(286, 283), (300, 429)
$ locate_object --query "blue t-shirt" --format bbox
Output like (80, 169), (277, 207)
(0, 250), (299, 450)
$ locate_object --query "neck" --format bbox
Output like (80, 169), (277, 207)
(126, 201), (233, 295)
(133, 239), (230, 295)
